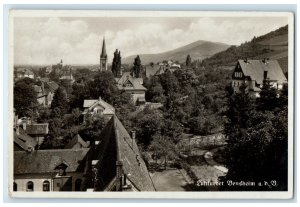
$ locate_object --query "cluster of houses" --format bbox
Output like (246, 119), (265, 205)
(13, 109), (155, 192)
(12, 35), (288, 193)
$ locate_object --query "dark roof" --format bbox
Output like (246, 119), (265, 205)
(45, 81), (59, 93)
(93, 116), (155, 191)
(100, 37), (107, 58)
(14, 128), (37, 151)
(238, 59), (287, 84)
(14, 148), (89, 174)
(65, 134), (90, 149)
(24, 123), (49, 135)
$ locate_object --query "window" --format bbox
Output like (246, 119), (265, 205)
(26, 181), (34, 191)
(75, 179), (82, 191)
(43, 181), (50, 192)
(13, 182), (17, 191)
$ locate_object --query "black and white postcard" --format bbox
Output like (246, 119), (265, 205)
(8, 10), (294, 199)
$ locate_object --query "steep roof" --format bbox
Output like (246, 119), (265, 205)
(100, 37), (107, 58)
(93, 116), (155, 191)
(238, 59), (287, 85)
(14, 148), (89, 174)
(24, 123), (49, 135)
(115, 72), (147, 91)
(83, 98), (115, 115)
(65, 134), (90, 149)
(14, 128), (37, 151)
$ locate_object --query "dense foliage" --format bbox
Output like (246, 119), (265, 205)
(221, 81), (288, 191)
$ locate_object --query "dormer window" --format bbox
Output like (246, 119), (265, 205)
(55, 163), (68, 176)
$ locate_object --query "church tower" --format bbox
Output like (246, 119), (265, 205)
(100, 37), (107, 71)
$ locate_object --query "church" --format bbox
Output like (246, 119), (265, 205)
(99, 37), (107, 71)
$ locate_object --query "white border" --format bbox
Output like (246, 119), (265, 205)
(8, 10), (295, 199)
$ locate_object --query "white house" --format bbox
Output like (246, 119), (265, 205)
(82, 97), (115, 123)
(232, 59), (287, 97)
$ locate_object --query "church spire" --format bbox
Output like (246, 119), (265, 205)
(99, 36), (108, 71)
(100, 36), (107, 58)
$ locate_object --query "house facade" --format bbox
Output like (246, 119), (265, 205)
(13, 148), (90, 192)
(82, 97), (115, 123)
(232, 59), (287, 97)
(115, 72), (147, 105)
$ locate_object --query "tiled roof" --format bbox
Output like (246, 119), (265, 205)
(65, 134), (90, 149)
(238, 59), (287, 85)
(115, 72), (147, 91)
(14, 148), (89, 174)
(45, 81), (59, 93)
(92, 116), (155, 191)
(83, 98), (115, 115)
(24, 123), (49, 135)
(14, 128), (37, 151)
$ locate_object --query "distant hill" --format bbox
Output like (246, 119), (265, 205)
(202, 25), (289, 73)
(122, 40), (230, 65)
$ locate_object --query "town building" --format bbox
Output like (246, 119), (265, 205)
(60, 66), (75, 85)
(14, 148), (90, 192)
(64, 134), (90, 149)
(13, 115), (155, 192)
(232, 59), (287, 97)
(99, 37), (107, 71)
(33, 80), (59, 107)
(115, 72), (147, 105)
(82, 97), (115, 123)
(85, 115), (156, 191)
(145, 61), (180, 78)
(14, 68), (35, 80)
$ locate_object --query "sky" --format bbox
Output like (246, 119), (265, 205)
(13, 16), (288, 65)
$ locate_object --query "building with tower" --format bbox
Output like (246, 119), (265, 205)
(100, 37), (108, 71)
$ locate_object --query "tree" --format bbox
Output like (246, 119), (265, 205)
(49, 69), (60, 83)
(51, 87), (69, 115)
(186, 54), (192, 67)
(257, 80), (279, 111)
(133, 55), (142, 78)
(135, 109), (164, 147)
(111, 49), (121, 77)
(86, 71), (119, 103)
(220, 81), (288, 191)
(145, 76), (166, 103)
(148, 134), (177, 169)
(14, 78), (39, 118)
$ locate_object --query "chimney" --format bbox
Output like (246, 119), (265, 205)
(98, 96), (101, 102)
(264, 71), (268, 80)
(23, 122), (26, 131)
(131, 130), (136, 148)
(116, 161), (123, 191)
(244, 58), (248, 63)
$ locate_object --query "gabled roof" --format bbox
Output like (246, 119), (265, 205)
(24, 123), (49, 135)
(14, 148), (89, 174)
(115, 72), (147, 91)
(92, 116), (155, 191)
(14, 128), (37, 151)
(238, 59), (287, 85)
(65, 134), (90, 149)
(83, 98), (115, 115)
